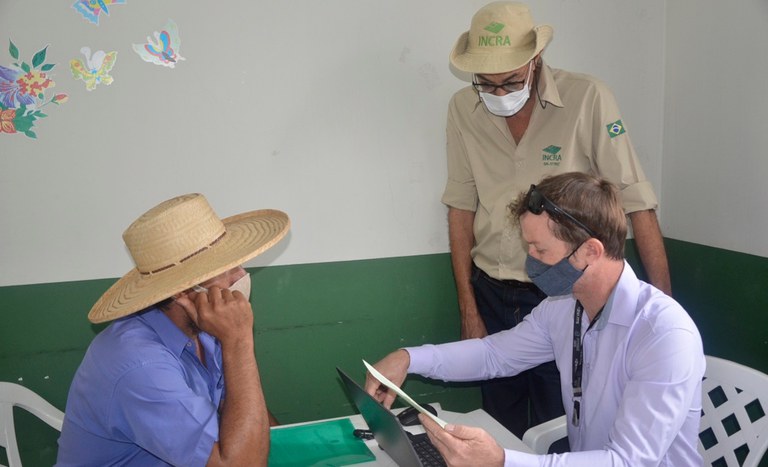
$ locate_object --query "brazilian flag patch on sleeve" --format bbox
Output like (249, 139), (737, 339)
(606, 120), (626, 138)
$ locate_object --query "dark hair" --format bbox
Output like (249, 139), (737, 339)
(156, 297), (175, 312)
(510, 172), (627, 259)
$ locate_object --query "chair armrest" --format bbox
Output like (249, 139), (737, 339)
(522, 415), (567, 454)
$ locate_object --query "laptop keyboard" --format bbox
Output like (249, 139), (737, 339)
(407, 432), (447, 467)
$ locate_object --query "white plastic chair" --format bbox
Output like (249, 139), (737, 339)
(0, 382), (64, 467)
(699, 356), (768, 467)
(522, 413), (566, 455)
(522, 356), (768, 467)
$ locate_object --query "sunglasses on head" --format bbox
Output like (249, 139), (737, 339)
(526, 184), (598, 238)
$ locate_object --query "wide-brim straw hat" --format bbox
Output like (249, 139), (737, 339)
(450, 1), (553, 74)
(88, 193), (290, 323)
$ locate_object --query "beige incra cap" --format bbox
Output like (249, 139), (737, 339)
(450, 1), (553, 74)
(88, 193), (290, 323)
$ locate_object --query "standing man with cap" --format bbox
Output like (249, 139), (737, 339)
(367, 172), (704, 466)
(442, 1), (671, 438)
(56, 194), (290, 467)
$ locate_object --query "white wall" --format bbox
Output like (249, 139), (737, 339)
(0, 0), (666, 286)
(663, 0), (768, 258)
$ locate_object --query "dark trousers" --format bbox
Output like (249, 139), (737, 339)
(471, 265), (566, 439)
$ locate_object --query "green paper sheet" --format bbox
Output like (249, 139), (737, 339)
(268, 418), (376, 467)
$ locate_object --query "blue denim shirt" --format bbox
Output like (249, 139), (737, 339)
(56, 308), (224, 466)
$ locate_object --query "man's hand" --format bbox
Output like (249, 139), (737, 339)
(448, 207), (488, 340)
(175, 287), (254, 346)
(363, 349), (410, 409)
(177, 286), (268, 466)
(420, 414), (504, 467)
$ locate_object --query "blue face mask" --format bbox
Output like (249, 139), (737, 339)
(525, 247), (585, 297)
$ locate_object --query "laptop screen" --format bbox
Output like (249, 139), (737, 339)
(337, 367), (425, 467)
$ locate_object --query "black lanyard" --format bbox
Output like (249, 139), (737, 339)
(571, 300), (602, 427)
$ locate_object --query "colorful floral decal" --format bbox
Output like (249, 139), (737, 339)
(0, 40), (67, 139)
(133, 20), (185, 68)
(71, 47), (117, 91)
(72, 0), (126, 25)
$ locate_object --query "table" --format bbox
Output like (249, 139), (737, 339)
(274, 404), (533, 466)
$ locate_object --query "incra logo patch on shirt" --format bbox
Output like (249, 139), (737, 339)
(542, 145), (562, 166)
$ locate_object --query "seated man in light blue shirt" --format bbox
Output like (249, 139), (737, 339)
(366, 172), (704, 466)
(56, 194), (290, 467)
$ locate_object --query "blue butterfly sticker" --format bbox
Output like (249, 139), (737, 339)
(72, 0), (126, 25)
(132, 20), (185, 68)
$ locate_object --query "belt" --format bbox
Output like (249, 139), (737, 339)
(475, 266), (539, 291)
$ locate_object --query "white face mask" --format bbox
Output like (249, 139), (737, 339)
(478, 62), (533, 117)
(193, 272), (251, 300)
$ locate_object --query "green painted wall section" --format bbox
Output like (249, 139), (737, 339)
(1, 240), (766, 465)
(663, 239), (768, 374)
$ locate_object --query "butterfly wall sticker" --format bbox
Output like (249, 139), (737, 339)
(70, 47), (117, 91)
(72, 0), (126, 25)
(132, 20), (185, 68)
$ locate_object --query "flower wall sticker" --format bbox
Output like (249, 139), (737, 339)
(0, 40), (68, 138)
(71, 47), (117, 91)
(132, 20), (185, 68)
(72, 0), (126, 26)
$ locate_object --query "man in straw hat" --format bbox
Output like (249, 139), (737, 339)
(442, 1), (671, 440)
(367, 172), (704, 465)
(56, 193), (290, 466)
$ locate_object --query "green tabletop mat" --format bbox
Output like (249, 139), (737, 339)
(268, 417), (376, 467)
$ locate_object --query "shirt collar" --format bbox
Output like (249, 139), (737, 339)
(536, 60), (563, 108)
(594, 260), (640, 331)
(137, 308), (193, 357)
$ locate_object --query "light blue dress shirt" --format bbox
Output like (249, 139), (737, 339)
(407, 262), (705, 466)
(56, 308), (224, 466)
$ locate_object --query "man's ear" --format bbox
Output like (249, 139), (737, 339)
(170, 290), (189, 301)
(170, 288), (199, 308)
(172, 291), (201, 323)
(583, 237), (605, 262)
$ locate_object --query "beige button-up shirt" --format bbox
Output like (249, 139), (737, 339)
(442, 63), (657, 281)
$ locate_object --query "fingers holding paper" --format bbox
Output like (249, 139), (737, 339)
(420, 414), (505, 467)
(363, 349), (410, 408)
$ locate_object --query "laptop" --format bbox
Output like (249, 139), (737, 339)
(337, 367), (446, 467)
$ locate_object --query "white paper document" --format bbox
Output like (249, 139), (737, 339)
(363, 360), (448, 428)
